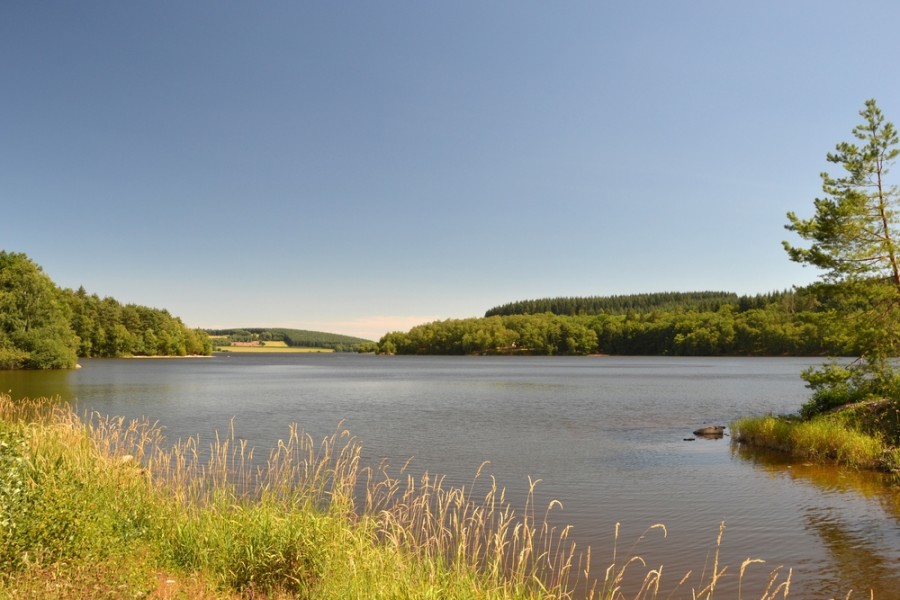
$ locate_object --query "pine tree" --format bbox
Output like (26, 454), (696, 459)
(784, 99), (900, 408)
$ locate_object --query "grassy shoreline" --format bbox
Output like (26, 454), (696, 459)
(0, 394), (796, 599)
(732, 400), (900, 474)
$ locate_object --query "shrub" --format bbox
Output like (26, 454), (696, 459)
(799, 363), (871, 418)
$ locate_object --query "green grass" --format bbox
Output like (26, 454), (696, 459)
(214, 344), (334, 353)
(732, 403), (900, 473)
(0, 393), (794, 599)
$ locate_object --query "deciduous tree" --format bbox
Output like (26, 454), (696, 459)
(0, 252), (78, 369)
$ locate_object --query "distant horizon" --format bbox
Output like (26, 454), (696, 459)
(52, 261), (809, 340)
(192, 287), (802, 341)
(57, 277), (810, 341)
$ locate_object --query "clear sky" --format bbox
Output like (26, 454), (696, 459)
(3, 2), (900, 341)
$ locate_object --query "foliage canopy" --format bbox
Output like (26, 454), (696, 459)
(378, 288), (837, 357)
(0, 252), (78, 369)
(484, 291), (783, 317)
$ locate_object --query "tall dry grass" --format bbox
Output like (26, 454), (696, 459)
(0, 393), (796, 599)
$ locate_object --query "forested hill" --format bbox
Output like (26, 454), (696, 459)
(484, 291), (792, 317)
(207, 328), (373, 351)
(378, 287), (830, 356)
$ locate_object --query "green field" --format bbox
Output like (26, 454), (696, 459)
(214, 341), (334, 354)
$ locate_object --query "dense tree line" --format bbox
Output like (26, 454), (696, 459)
(484, 290), (801, 317)
(0, 251), (211, 369)
(64, 287), (211, 358)
(378, 295), (847, 357)
(274, 328), (373, 350)
(207, 328), (374, 352)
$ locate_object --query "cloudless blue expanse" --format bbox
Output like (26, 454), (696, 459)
(3, 2), (900, 340)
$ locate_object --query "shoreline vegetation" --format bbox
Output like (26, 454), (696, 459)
(0, 251), (214, 370)
(733, 400), (900, 475)
(0, 393), (796, 599)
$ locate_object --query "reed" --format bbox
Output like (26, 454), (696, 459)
(0, 393), (795, 598)
(732, 412), (892, 471)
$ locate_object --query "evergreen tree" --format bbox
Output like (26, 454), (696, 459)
(783, 99), (900, 407)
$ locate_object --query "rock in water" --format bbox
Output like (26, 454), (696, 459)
(693, 425), (726, 436)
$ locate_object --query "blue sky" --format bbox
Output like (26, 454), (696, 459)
(3, 2), (900, 340)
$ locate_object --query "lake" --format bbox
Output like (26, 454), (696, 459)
(3, 354), (900, 598)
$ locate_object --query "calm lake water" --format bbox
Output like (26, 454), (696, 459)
(4, 354), (900, 598)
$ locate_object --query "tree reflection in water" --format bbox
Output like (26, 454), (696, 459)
(734, 445), (900, 597)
